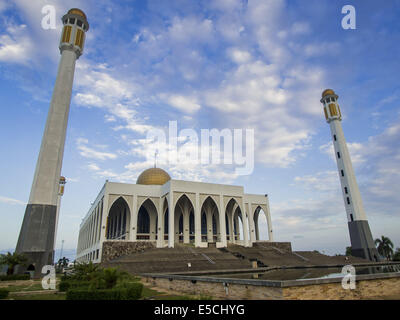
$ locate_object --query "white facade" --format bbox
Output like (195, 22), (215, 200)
(76, 179), (273, 263)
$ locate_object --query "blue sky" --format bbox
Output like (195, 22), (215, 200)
(0, 0), (400, 260)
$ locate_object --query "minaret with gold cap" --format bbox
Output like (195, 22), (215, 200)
(321, 89), (380, 261)
(15, 9), (89, 277)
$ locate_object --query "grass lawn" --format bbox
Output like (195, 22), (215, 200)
(6, 282), (44, 292)
(1, 278), (212, 300)
(11, 293), (66, 300)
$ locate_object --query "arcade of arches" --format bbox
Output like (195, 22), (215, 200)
(76, 176), (273, 263)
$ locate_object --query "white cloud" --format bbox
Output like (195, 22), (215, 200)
(228, 48), (252, 64)
(165, 94), (201, 114)
(0, 24), (32, 64)
(76, 138), (117, 161)
(294, 171), (339, 193)
(0, 196), (25, 205)
(320, 141), (366, 166)
(291, 22), (311, 35)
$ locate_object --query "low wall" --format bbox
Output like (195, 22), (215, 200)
(253, 241), (292, 252)
(142, 272), (400, 300)
(101, 241), (156, 262)
(283, 277), (400, 300)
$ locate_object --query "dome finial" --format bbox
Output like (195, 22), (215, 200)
(154, 150), (158, 168)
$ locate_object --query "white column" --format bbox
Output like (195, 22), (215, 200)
(265, 198), (273, 242)
(240, 199), (250, 247)
(229, 212), (235, 244)
(194, 193), (201, 247)
(157, 198), (164, 248)
(218, 195), (227, 247)
(206, 208), (213, 243)
(149, 208), (156, 241)
(248, 203), (256, 245)
(130, 195), (138, 241)
(168, 192), (174, 248)
(183, 206), (190, 244)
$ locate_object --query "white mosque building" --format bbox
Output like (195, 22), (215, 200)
(76, 168), (273, 263)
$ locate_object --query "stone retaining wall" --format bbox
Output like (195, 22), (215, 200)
(283, 277), (400, 300)
(142, 274), (400, 300)
(142, 276), (283, 300)
(101, 241), (156, 262)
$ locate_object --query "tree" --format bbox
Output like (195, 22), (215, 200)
(375, 236), (394, 260)
(345, 246), (352, 256)
(393, 248), (400, 261)
(57, 257), (69, 268)
(0, 252), (28, 275)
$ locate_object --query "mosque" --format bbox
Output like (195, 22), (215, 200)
(15, 8), (378, 277)
(75, 168), (273, 263)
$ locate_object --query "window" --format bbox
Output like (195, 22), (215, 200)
(337, 152), (341, 159)
(77, 20), (83, 27)
(75, 29), (84, 48)
(341, 170), (344, 177)
(344, 187), (348, 194)
(350, 214), (354, 222)
(332, 98), (335, 102)
(96, 249), (99, 259)
(334, 134), (337, 141)
(61, 26), (72, 43)
(347, 197), (351, 205)
(69, 18), (75, 24)
(327, 98), (331, 103)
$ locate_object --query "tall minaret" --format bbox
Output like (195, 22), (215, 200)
(321, 89), (380, 261)
(15, 9), (89, 277)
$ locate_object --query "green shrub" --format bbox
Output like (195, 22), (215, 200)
(66, 283), (143, 300)
(117, 282), (143, 300)
(0, 274), (30, 281)
(59, 280), (91, 292)
(0, 289), (9, 299)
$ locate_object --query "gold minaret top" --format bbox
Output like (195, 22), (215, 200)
(322, 89), (336, 98)
(68, 8), (87, 20)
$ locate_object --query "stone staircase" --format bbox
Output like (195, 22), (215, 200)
(101, 242), (369, 275)
(101, 244), (252, 274)
(224, 243), (369, 267)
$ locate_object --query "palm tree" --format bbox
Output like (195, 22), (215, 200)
(375, 236), (394, 260)
(0, 252), (28, 275)
(57, 257), (69, 268)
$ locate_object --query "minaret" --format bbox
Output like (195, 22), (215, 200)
(15, 9), (89, 277)
(321, 89), (380, 261)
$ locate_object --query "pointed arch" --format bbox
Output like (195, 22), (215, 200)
(175, 194), (195, 244)
(136, 198), (158, 240)
(253, 205), (271, 241)
(225, 198), (245, 244)
(200, 196), (220, 243)
(107, 197), (130, 240)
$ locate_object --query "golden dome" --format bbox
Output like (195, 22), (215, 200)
(136, 168), (171, 185)
(322, 89), (335, 98)
(60, 176), (66, 182)
(68, 8), (87, 20)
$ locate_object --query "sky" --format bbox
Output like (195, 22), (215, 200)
(0, 0), (399, 260)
